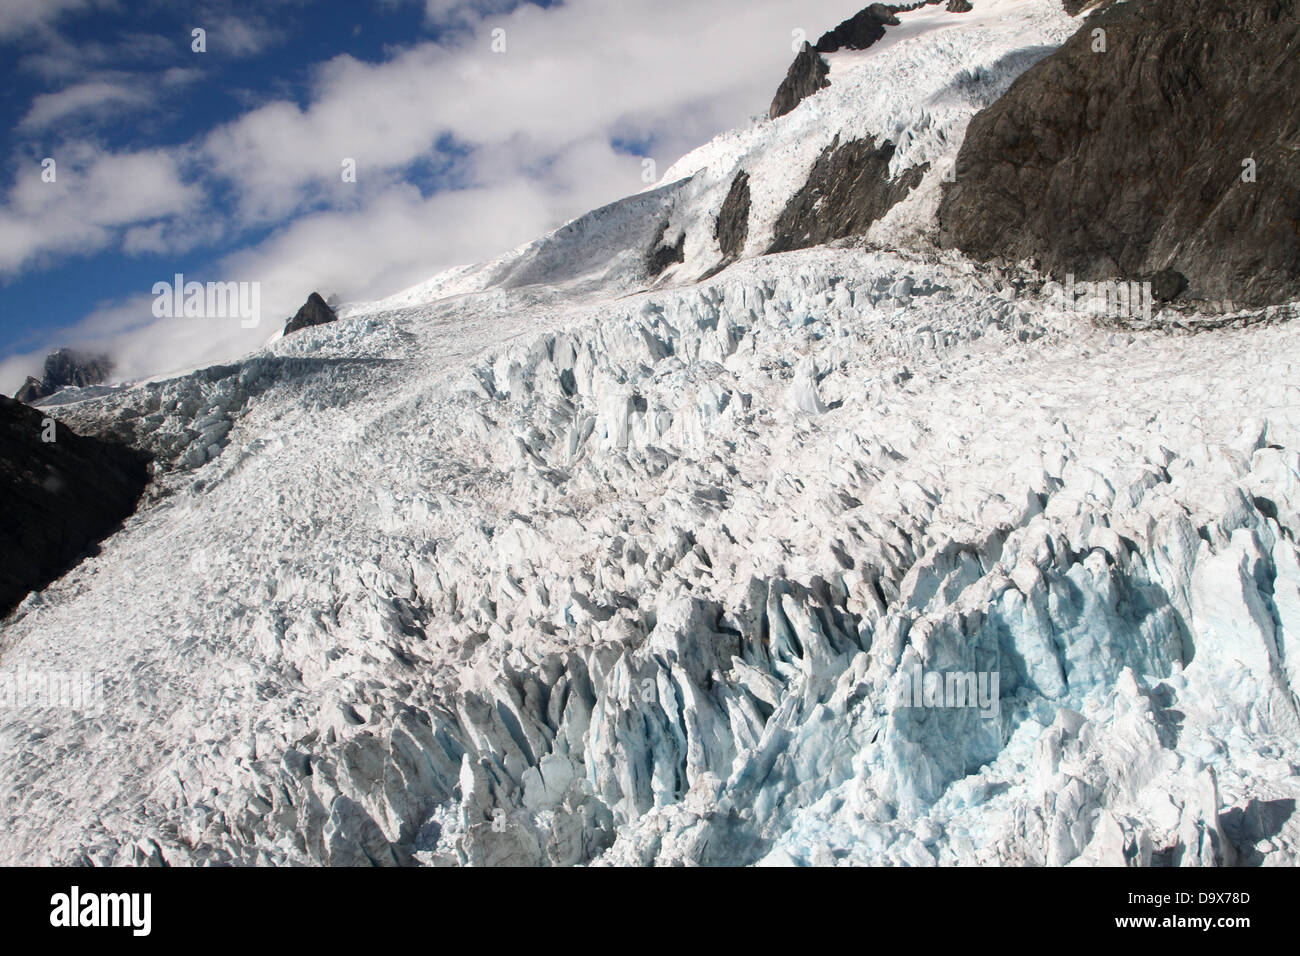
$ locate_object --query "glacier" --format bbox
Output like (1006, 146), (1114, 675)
(1, 0), (1298, 867)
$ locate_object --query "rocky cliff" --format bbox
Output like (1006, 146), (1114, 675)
(938, 0), (1300, 306)
(769, 42), (831, 119)
(0, 396), (150, 617)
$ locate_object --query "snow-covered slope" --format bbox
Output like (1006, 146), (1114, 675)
(355, 0), (1076, 311)
(2, 0), (1299, 867)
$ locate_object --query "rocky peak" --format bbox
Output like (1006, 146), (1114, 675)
(938, 0), (1300, 307)
(813, 3), (902, 54)
(13, 377), (43, 404)
(283, 292), (339, 337)
(768, 42), (831, 119)
(770, 3), (951, 119)
(13, 348), (113, 404)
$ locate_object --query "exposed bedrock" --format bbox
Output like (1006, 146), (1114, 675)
(938, 0), (1300, 306)
(767, 135), (928, 255)
(647, 220), (687, 278)
(1061, 0), (1114, 14)
(715, 171), (752, 261)
(769, 2), (926, 118)
(769, 42), (831, 119)
(815, 3), (903, 53)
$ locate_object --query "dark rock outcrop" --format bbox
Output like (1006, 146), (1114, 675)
(715, 172), (752, 260)
(938, 0), (1300, 307)
(44, 349), (113, 390)
(0, 396), (150, 617)
(947, 0), (973, 12)
(283, 292), (338, 337)
(769, 42), (831, 119)
(646, 221), (686, 277)
(13, 378), (43, 404)
(767, 135), (928, 255)
(13, 349), (113, 404)
(813, 3), (901, 54)
(768, 3), (955, 119)
(1149, 269), (1189, 303)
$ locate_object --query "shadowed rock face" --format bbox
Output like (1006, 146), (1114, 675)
(947, 0), (973, 12)
(769, 42), (831, 119)
(13, 349), (113, 404)
(767, 136), (928, 255)
(715, 172), (752, 260)
(939, 0), (1300, 307)
(0, 396), (150, 617)
(283, 292), (338, 336)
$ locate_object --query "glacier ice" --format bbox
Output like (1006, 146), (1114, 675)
(2, 244), (1299, 867)
(1, 0), (1298, 868)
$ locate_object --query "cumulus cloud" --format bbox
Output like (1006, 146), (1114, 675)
(0, 146), (203, 275)
(200, 0), (862, 222)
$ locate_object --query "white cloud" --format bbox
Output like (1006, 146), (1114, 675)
(203, 12), (285, 58)
(218, 136), (643, 306)
(0, 350), (44, 396)
(0, 0), (102, 41)
(14, 29), (178, 81)
(0, 146), (203, 275)
(199, 0), (864, 221)
(421, 0), (531, 27)
(19, 81), (152, 130)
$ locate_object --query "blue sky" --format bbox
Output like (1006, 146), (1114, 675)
(0, 0), (865, 391)
(0, 1), (486, 367)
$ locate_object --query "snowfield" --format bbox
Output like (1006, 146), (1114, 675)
(2, 0), (1299, 866)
